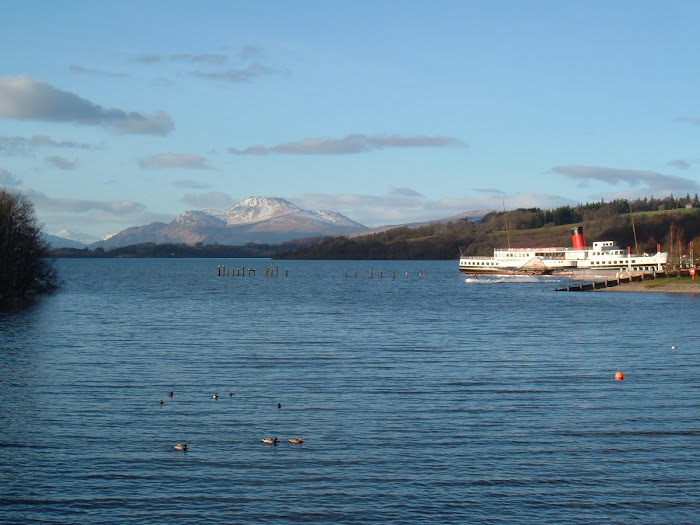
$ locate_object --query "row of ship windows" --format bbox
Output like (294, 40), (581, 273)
(592, 260), (638, 265)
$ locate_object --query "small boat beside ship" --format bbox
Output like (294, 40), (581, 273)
(458, 227), (668, 277)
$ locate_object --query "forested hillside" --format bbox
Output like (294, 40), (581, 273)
(277, 196), (700, 260)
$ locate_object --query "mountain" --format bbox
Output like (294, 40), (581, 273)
(44, 234), (87, 249)
(93, 197), (369, 248)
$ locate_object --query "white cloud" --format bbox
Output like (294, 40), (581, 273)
(0, 75), (174, 135)
(229, 134), (467, 155)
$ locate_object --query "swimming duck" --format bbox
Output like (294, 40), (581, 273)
(261, 437), (278, 445)
(276, 403), (282, 408)
(213, 393), (219, 399)
(172, 443), (188, 451)
(228, 392), (233, 397)
(159, 399), (164, 405)
(288, 437), (303, 444)
(168, 391), (174, 397)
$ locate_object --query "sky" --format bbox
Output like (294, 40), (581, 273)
(2, 0), (700, 241)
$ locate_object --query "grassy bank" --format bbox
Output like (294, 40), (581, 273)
(600, 275), (700, 293)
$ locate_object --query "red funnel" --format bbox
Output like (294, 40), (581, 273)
(571, 227), (585, 250)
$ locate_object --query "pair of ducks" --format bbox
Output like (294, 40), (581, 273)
(173, 437), (302, 450)
(262, 437), (303, 445)
(212, 393), (234, 399)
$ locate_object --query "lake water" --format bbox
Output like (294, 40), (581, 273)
(1, 258), (698, 524)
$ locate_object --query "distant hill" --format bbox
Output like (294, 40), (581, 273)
(44, 234), (87, 249)
(276, 197), (700, 260)
(92, 197), (369, 248)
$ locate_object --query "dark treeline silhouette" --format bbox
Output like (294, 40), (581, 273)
(50, 239), (321, 259)
(1, 188), (59, 298)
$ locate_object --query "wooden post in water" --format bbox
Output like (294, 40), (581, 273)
(369, 267), (373, 278)
(218, 266), (221, 276)
(392, 270), (396, 279)
(354, 270), (358, 278)
(379, 271), (383, 278)
(285, 269), (288, 277)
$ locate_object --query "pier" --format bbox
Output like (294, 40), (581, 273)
(555, 271), (667, 292)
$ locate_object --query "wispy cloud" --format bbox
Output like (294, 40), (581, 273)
(139, 153), (212, 169)
(26, 189), (148, 215)
(290, 190), (572, 227)
(131, 53), (229, 65)
(390, 187), (424, 198)
(0, 75), (174, 135)
(552, 165), (700, 194)
(46, 155), (79, 170)
(474, 188), (507, 196)
(172, 179), (211, 189)
(182, 191), (235, 208)
(667, 159), (692, 170)
(129, 47), (278, 83)
(69, 65), (128, 78)
(190, 63), (277, 83)
(674, 116), (700, 125)
(0, 168), (22, 186)
(229, 134), (467, 155)
(0, 135), (95, 156)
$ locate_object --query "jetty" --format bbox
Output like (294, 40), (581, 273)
(554, 270), (699, 292)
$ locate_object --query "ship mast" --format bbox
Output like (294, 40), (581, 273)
(503, 201), (511, 249)
(629, 200), (639, 254)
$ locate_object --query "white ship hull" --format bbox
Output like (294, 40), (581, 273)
(459, 227), (667, 276)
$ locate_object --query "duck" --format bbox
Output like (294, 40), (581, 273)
(288, 437), (304, 444)
(213, 393), (219, 399)
(168, 391), (174, 397)
(261, 437), (278, 445)
(159, 399), (164, 405)
(228, 391), (234, 397)
(172, 443), (188, 451)
(276, 403), (282, 408)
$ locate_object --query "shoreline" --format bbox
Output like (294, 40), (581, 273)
(598, 279), (700, 293)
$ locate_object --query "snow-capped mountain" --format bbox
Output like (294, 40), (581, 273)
(93, 197), (369, 248)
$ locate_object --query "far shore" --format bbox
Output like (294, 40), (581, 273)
(597, 278), (700, 293)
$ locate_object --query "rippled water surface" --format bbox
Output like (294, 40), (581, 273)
(1, 259), (698, 523)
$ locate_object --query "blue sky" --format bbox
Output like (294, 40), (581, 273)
(2, 1), (700, 240)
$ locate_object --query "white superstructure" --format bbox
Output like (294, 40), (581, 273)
(458, 227), (667, 276)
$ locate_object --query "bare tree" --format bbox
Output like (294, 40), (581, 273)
(0, 188), (59, 298)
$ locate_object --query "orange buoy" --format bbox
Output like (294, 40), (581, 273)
(614, 371), (624, 381)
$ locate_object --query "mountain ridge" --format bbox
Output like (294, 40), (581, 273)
(92, 197), (369, 248)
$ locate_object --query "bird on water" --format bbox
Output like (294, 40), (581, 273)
(262, 437), (278, 445)
(172, 443), (188, 451)
(288, 437), (303, 444)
